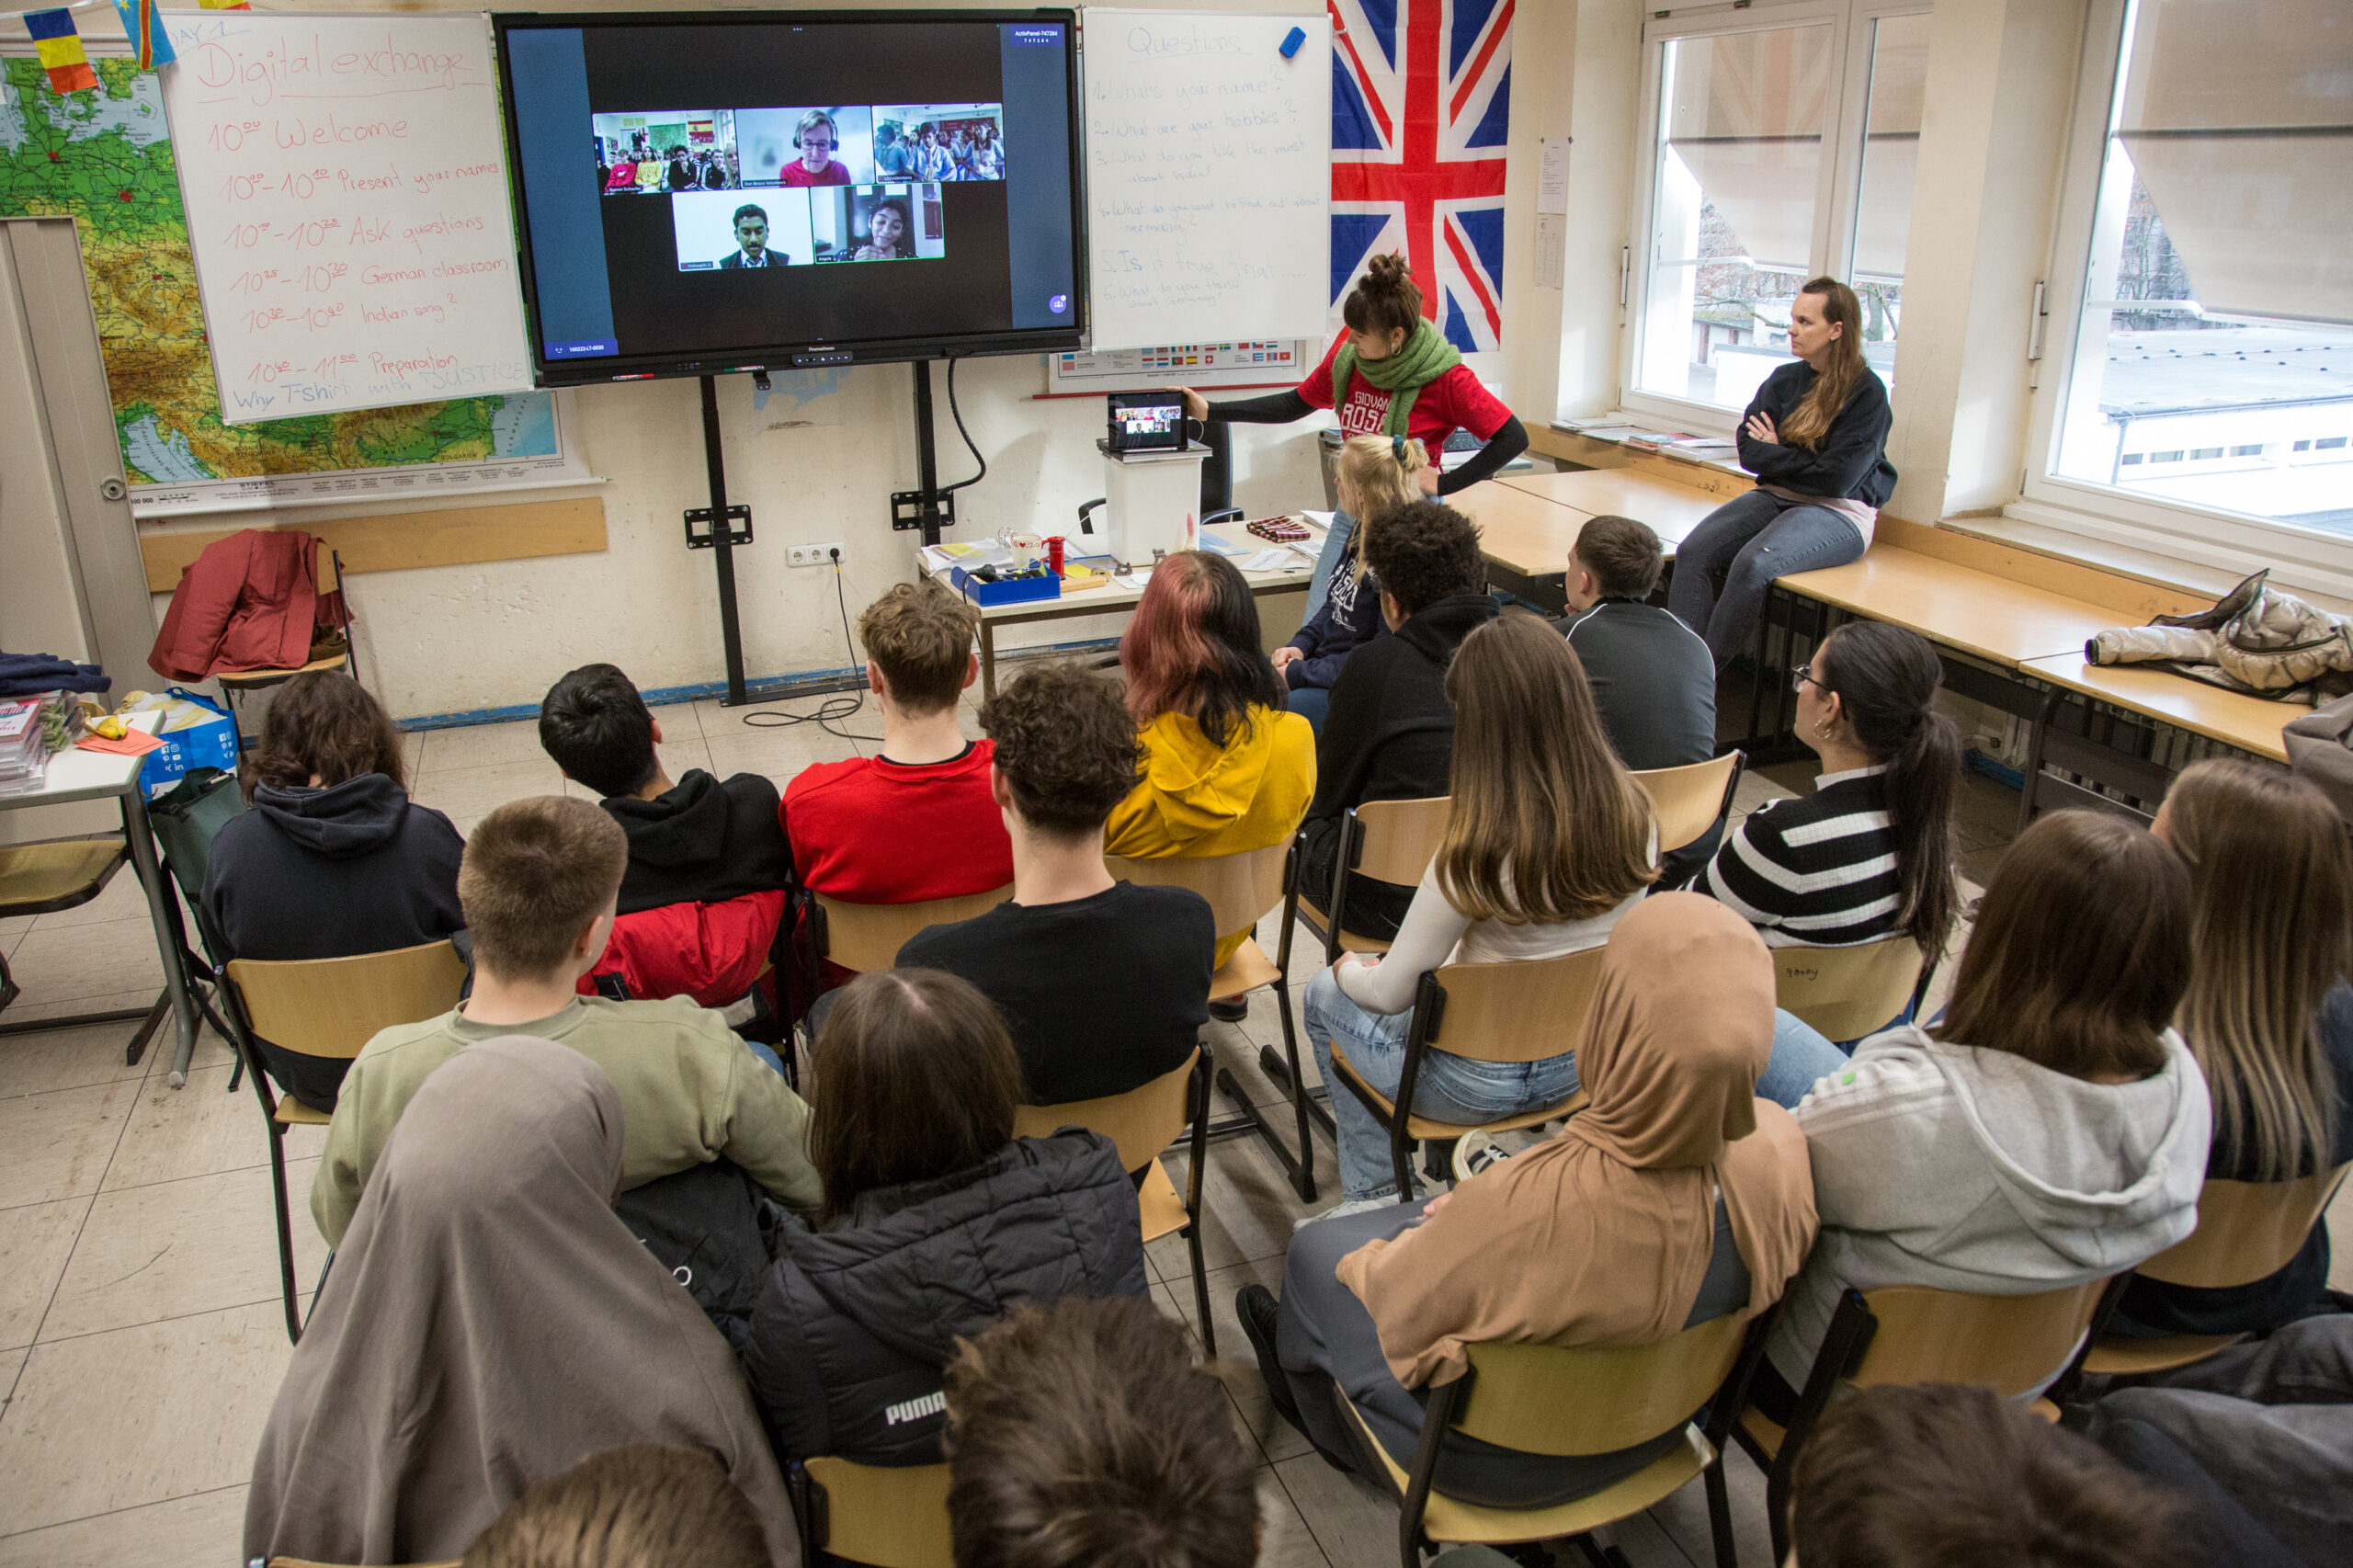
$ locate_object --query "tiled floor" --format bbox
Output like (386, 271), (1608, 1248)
(5, 697), (2347, 1565)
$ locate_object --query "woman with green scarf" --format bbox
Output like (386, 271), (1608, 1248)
(1172, 253), (1527, 497)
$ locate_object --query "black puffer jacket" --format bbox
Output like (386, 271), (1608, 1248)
(741, 1130), (1145, 1465)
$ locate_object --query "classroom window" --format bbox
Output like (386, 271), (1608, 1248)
(1625, 2), (1928, 423)
(2029, 0), (2353, 554)
(2120, 452), (2143, 465)
(2148, 449), (2184, 463)
(2320, 437), (2350, 450)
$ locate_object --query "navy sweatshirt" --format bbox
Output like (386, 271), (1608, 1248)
(1735, 360), (1897, 505)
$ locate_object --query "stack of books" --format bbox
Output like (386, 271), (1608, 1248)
(0, 692), (76, 797)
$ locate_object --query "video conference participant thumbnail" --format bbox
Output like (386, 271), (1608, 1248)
(593, 109), (737, 195)
(672, 190), (814, 271)
(877, 102), (1004, 181)
(738, 106), (873, 187)
(810, 184), (945, 262)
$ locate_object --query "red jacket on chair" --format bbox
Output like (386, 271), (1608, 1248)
(150, 529), (320, 681)
(582, 889), (789, 1010)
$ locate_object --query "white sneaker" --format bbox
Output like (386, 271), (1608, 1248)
(1452, 1129), (1512, 1184)
(1293, 1193), (1416, 1232)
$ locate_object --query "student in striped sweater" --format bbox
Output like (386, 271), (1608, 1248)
(1696, 621), (1962, 1105)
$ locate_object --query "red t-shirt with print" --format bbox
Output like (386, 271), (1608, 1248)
(1297, 335), (1513, 452)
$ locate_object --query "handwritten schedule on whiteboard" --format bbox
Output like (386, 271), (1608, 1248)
(160, 12), (533, 425)
(1080, 9), (1329, 352)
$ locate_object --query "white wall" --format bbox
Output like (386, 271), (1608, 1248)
(106, 0), (1597, 722)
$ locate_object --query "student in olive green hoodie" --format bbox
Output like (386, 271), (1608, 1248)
(312, 795), (819, 1249)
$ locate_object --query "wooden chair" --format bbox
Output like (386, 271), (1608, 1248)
(1284, 795), (1451, 962)
(1631, 751), (1745, 856)
(1017, 1049), (1215, 1351)
(1109, 844), (1326, 1202)
(1327, 949), (1602, 1204)
(0, 835), (175, 1063)
(2080, 1161), (2352, 1377)
(810, 884), (1014, 975)
(1337, 1309), (1778, 1568)
(267, 1560), (459, 1568)
(1771, 936), (1933, 1044)
(222, 940), (470, 1343)
(1733, 1280), (2109, 1562)
(216, 548), (360, 742)
(784, 1455), (953, 1568)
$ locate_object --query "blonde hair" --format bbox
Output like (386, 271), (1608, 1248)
(1434, 611), (1655, 924)
(2165, 759), (2350, 1181)
(1336, 434), (1428, 565)
(1779, 277), (1870, 450)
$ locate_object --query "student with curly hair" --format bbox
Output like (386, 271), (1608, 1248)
(900, 662), (1216, 1104)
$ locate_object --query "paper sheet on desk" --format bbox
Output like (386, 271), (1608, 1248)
(1243, 548), (1305, 573)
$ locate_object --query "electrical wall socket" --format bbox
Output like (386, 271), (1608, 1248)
(787, 542), (846, 567)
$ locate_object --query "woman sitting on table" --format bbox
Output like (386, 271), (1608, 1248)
(200, 670), (463, 1114)
(1667, 277), (1896, 668)
(1237, 892), (1815, 1507)
(1172, 254), (1527, 496)
(1105, 551), (1315, 985)
(1695, 620), (1961, 1101)
(1302, 610), (1657, 1211)
(1275, 434), (1427, 734)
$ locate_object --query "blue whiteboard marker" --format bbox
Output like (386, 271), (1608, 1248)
(1279, 25), (1306, 58)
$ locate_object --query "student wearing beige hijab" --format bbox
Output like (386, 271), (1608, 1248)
(1236, 894), (1816, 1507)
(244, 1036), (797, 1567)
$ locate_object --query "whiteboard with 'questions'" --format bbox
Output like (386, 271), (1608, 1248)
(1081, 9), (1330, 352)
(161, 11), (534, 425)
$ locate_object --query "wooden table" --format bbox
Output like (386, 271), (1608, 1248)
(930, 526), (1314, 698)
(1500, 470), (1729, 548)
(2015, 655), (2290, 762)
(0, 712), (200, 1085)
(1448, 482), (1594, 581)
(1778, 551), (2123, 670)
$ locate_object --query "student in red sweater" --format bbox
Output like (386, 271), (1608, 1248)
(785, 580), (1014, 992)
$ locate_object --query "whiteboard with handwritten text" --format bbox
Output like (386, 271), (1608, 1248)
(160, 12), (532, 425)
(1080, 9), (1328, 352)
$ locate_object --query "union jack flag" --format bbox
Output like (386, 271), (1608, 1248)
(1330, 0), (1512, 353)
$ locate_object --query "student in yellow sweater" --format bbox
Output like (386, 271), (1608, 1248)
(1107, 551), (1316, 1001)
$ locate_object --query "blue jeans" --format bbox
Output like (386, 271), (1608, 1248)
(745, 1041), (787, 1077)
(1285, 683), (1332, 735)
(1666, 490), (1868, 668)
(1305, 967), (1582, 1201)
(1758, 1010), (1852, 1109)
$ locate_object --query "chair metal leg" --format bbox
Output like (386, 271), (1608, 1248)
(1210, 975), (1322, 1203)
(1186, 1055), (1216, 1357)
(267, 1123), (301, 1344)
(1705, 1451), (1738, 1568)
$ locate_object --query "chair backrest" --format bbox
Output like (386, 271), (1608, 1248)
(268, 1558), (456, 1567)
(1106, 843), (1288, 934)
(1632, 752), (1744, 855)
(1848, 1281), (2107, 1397)
(802, 1455), (954, 1568)
(1773, 936), (1926, 1043)
(1425, 946), (1609, 1064)
(1352, 795), (1452, 885)
(814, 884), (1014, 973)
(1450, 1312), (1751, 1457)
(1014, 1048), (1197, 1173)
(228, 940), (468, 1061)
(2136, 1161), (2352, 1290)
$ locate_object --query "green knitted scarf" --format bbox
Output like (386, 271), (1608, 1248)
(1332, 318), (1462, 438)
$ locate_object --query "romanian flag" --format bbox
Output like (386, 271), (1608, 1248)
(23, 10), (97, 95)
(112, 0), (176, 70)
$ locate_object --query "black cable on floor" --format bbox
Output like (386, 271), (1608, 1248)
(739, 557), (882, 745)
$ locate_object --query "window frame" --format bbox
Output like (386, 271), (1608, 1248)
(2013, 0), (2353, 602)
(1619, 0), (1930, 433)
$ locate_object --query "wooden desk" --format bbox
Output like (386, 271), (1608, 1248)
(2018, 655), (2290, 763)
(931, 527), (1313, 698)
(1779, 549), (2122, 669)
(1500, 470), (1726, 548)
(1448, 482), (1592, 581)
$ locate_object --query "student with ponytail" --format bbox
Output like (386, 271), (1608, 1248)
(2109, 759), (2353, 1339)
(1274, 433), (1427, 733)
(1696, 621), (1961, 1103)
(1171, 254), (1528, 495)
(1669, 278), (1897, 666)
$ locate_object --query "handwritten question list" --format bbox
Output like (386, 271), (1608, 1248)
(1083, 13), (1329, 351)
(162, 14), (533, 424)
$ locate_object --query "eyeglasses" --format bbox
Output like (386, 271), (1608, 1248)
(1791, 663), (1821, 694)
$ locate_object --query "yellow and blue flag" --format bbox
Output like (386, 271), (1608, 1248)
(113, 0), (176, 70)
(24, 10), (98, 95)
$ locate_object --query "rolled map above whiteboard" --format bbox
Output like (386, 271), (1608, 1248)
(159, 10), (534, 426)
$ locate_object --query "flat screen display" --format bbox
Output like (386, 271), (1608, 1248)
(492, 10), (1084, 385)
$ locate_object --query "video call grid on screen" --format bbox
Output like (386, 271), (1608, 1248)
(498, 13), (1079, 375)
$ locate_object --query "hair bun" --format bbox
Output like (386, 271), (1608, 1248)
(1364, 253), (1411, 295)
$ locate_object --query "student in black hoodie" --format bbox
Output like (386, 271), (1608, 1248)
(200, 673), (463, 1112)
(538, 665), (793, 1017)
(1668, 277), (1897, 668)
(1298, 498), (1497, 941)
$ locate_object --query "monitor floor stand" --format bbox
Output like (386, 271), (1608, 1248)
(892, 358), (956, 544)
(688, 372), (754, 707)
